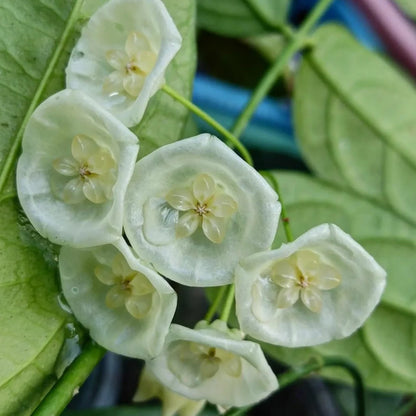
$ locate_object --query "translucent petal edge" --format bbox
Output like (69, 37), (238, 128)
(59, 239), (176, 359)
(147, 324), (278, 407)
(16, 89), (139, 248)
(235, 223), (387, 347)
(124, 134), (280, 287)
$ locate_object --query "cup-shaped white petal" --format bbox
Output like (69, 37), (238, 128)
(193, 173), (216, 203)
(16, 89), (139, 248)
(66, 0), (182, 127)
(124, 134), (281, 287)
(147, 323), (278, 407)
(235, 224), (387, 347)
(59, 239), (177, 359)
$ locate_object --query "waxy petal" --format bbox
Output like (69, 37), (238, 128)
(66, 0), (182, 127)
(221, 354), (242, 378)
(135, 50), (157, 74)
(17, 90), (139, 248)
(83, 176), (108, 204)
(106, 49), (128, 70)
(296, 249), (320, 277)
(88, 148), (116, 174)
(130, 273), (155, 296)
(193, 173), (216, 203)
(125, 293), (153, 319)
(200, 356), (221, 381)
(124, 134), (281, 287)
(276, 286), (300, 309)
(270, 260), (298, 288)
(95, 264), (120, 286)
(103, 70), (125, 95)
(202, 215), (227, 244)
(210, 193), (238, 218)
(301, 286), (322, 313)
(72, 134), (100, 163)
(166, 188), (195, 211)
(125, 31), (151, 57)
(105, 284), (126, 309)
(235, 223), (387, 347)
(112, 253), (133, 278)
(62, 177), (85, 204)
(60, 242), (177, 359)
(176, 211), (200, 239)
(123, 72), (145, 97)
(53, 157), (79, 176)
(148, 323), (278, 407)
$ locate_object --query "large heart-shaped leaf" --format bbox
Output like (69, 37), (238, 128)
(0, 197), (73, 415)
(294, 24), (416, 225)
(265, 171), (416, 392)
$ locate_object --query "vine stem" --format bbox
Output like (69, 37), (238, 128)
(204, 285), (228, 322)
(219, 284), (235, 323)
(0, 0), (84, 195)
(32, 340), (106, 416)
(393, 395), (416, 416)
(224, 356), (365, 416)
(261, 171), (293, 243)
(231, 0), (335, 139)
(161, 84), (254, 167)
(279, 357), (365, 416)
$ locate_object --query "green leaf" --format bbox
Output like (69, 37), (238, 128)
(245, 0), (291, 28)
(294, 24), (416, 224)
(395, 0), (416, 19)
(265, 170), (416, 392)
(197, 0), (269, 37)
(132, 0), (197, 158)
(244, 33), (286, 62)
(0, 0), (82, 194)
(0, 197), (73, 415)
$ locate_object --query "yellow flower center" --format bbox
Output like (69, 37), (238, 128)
(52, 134), (116, 204)
(103, 31), (157, 97)
(270, 249), (342, 313)
(165, 173), (238, 244)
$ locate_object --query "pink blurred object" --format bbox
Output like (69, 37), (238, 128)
(351, 0), (416, 80)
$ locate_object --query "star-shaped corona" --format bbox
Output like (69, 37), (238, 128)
(272, 249), (341, 313)
(52, 134), (116, 204)
(95, 253), (156, 319)
(166, 173), (238, 244)
(103, 32), (157, 98)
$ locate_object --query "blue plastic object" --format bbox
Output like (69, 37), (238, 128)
(192, 0), (383, 157)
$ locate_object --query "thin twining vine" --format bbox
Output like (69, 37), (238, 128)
(261, 170), (294, 243)
(224, 357), (365, 416)
(161, 84), (254, 166)
(231, 0), (335, 140)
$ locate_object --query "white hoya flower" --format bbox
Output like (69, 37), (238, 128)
(147, 321), (278, 408)
(59, 239), (177, 359)
(66, 0), (182, 127)
(235, 224), (387, 347)
(134, 366), (206, 416)
(16, 89), (139, 248)
(123, 134), (281, 287)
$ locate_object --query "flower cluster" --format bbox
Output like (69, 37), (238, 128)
(15, 0), (387, 413)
